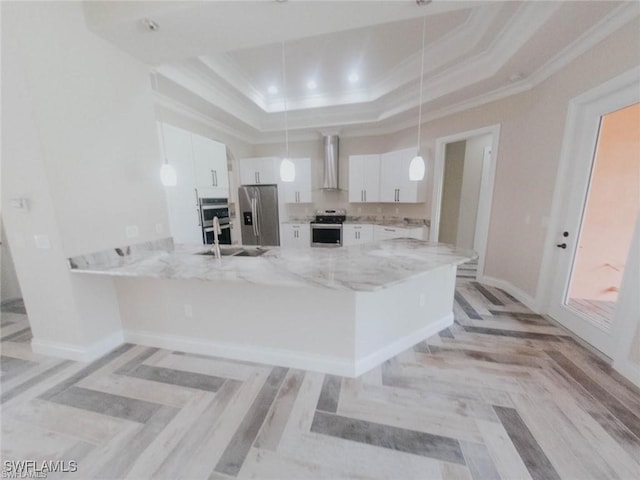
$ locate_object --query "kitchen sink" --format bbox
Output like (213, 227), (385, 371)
(234, 248), (269, 257)
(198, 247), (269, 257)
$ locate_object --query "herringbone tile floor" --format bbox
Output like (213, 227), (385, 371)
(1, 267), (639, 479)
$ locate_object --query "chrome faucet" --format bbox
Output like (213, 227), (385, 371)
(210, 216), (222, 260)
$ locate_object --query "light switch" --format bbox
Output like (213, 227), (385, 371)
(34, 234), (51, 249)
(9, 198), (29, 211)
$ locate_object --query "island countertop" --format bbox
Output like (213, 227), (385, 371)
(69, 238), (476, 292)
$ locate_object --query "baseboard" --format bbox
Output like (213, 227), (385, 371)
(354, 313), (453, 377)
(124, 329), (355, 377)
(31, 330), (124, 363)
(614, 359), (640, 389)
(477, 275), (538, 312)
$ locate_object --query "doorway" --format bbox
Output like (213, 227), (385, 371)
(566, 103), (639, 329)
(431, 125), (499, 279)
(542, 68), (640, 357)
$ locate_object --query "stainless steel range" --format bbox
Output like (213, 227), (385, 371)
(310, 209), (346, 247)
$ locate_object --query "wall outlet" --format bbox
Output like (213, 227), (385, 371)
(125, 225), (139, 238)
(155, 223), (163, 234)
(184, 304), (193, 318)
(34, 234), (51, 250)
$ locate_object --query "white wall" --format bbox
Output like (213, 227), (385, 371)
(456, 134), (492, 250)
(1, 1), (169, 359)
(4, 2), (169, 257)
(1, 219), (22, 303)
(611, 213), (640, 387)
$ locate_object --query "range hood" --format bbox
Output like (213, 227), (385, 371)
(322, 135), (339, 190)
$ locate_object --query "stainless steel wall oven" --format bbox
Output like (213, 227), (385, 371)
(199, 198), (231, 245)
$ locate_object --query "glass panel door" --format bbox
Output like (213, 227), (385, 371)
(565, 103), (639, 330)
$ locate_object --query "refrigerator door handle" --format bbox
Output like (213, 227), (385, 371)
(251, 197), (258, 237)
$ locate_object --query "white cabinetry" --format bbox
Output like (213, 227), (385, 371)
(191, 134), (229, 198)
(280, 223), (310, 248)
(282, 158), (312, 203)
(160, 123), (230, 244)
(239, 157), (279, 185)
(379, 148), (425, 203)
(343, 224), (374, 246)
(348, 154), (380, 203)
(374, 225), (425, 241)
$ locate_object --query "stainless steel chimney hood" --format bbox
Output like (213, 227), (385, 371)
(322, 135), (339, 190)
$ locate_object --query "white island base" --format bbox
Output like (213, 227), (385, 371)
(116, 264), (456, 377)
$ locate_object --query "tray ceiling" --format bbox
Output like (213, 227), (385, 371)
(85, 1), (640, 142)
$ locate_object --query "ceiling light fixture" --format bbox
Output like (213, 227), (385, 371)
(268, 85), (278, 95)
(280, 42), (295, 182)
(306, 80), (317, 91)
(348, 72), (360, 84)
(153, 71), (177, 187)
(141, 18), (159, 32)
(409, 16), (427, 182)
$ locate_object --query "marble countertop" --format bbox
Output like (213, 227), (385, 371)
(69, 238), (475, 292)
(283, 217), (429, 228)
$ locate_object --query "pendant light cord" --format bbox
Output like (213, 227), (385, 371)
(154, 71), (169, 165)
(281, 42), (289, 158)
(416, 15), (426, 154)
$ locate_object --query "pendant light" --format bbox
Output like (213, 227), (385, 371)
(279, 42), (295, 182)
(409, 16), (427, 182)
(154, 71), (177, 187)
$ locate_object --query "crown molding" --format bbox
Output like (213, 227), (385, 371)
(154, 92), (259, 145)
(158, 2), (638, 145)
(526, 2), (640, 88)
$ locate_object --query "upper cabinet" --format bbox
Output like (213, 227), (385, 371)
(191, 133), (229, 198)
(379, 148), (427, 203)
(348, 154), (380, 203)
(160, 123), (230, 244)
(160, 123), (229, 199)
(349, 148), (426, 204)
(239, 157), (279, 185)
(282, 157), (312, 203)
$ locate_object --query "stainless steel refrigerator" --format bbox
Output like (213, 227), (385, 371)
(238, 185), (280, 246)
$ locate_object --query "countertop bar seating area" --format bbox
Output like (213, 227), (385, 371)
(69, 238), (476, 376)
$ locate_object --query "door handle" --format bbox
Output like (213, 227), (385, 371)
(255, 172), (258, 183)
(557, 243), (567, 249)
(361, 190), (364, 202)
(364, 190), (367, 202)
(211, 170), (216, 186)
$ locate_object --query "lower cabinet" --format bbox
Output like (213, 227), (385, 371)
(280, 223), (310, 248)
(343, 224), (374, 246)
(373, 225), (424, 242)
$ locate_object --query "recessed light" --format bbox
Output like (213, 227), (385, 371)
(348, 73), (360, 84)
(268, 85), (278, 95)
(306, 80), (317, 90)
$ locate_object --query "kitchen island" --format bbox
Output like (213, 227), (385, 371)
(70, 238), (475, 376)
